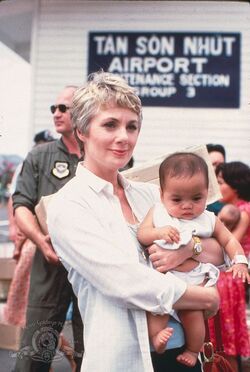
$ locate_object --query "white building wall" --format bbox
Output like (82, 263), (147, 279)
(31, 0), (250, 165)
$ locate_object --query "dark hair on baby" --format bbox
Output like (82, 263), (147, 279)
(159, 152), (209, 191)
(216, 161), (250, 201)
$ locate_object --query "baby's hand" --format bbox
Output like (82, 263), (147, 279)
(159, 226), (180, 244)
(227, 263), (250, 283)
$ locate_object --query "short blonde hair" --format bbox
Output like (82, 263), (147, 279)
(71, 71), (142, 135)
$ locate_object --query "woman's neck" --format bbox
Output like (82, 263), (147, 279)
(83, 162), (137, 224)
(113, 181), (138, 224)
(83, 160), (120, 186)
(113, 179), (124, 195)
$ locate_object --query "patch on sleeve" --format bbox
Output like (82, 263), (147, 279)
(51, 161), (70, 179)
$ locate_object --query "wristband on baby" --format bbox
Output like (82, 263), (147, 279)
(231, 254), (248, 265)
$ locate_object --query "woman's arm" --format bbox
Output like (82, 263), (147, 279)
(148, 238), (224, 273)
(173, 285), (219, 315)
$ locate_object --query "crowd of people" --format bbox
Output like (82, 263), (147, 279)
(2, 71), (250, 372)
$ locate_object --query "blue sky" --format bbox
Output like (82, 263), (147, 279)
(0, 41), (31, 158)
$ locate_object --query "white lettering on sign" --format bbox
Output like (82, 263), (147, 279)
(183, 36), (236, 56)
(136, 36), (175, 56)
(179, 74), (230, 87)
(136, 86), (177, 97)
(120, 73), (175, 86)
(94, 35), (128, 55)
(89, 32), (239, 106)
(108, 57), (208, 74)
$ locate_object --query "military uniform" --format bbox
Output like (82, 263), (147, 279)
(13, 139), (83, 372)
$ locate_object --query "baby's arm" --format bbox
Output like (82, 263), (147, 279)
(137, 207), (180, 246)
(213, 217), (250, 282)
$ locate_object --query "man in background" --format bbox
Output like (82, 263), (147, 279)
(12, 87), (83, 372)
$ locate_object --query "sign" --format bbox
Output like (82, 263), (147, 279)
(88, 32), (240, 108)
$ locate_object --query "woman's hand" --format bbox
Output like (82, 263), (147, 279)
(148, 238), (224, 273)
(147, 242), (193, 273)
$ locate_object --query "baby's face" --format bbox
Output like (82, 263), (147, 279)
(161, 173), (208, 220)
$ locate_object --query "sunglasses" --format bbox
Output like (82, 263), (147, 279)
(50, 104), (71, 114)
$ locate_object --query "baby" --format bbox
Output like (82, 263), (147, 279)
(218, 203), (241, 231)
(137, 152), (249, 367)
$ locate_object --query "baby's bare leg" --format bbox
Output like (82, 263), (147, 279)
(177, 310), (205, 367)
(59, 334), (77, 372)
(147, 312), (173, 354)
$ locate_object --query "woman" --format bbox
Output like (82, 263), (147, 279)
(47, 72), (220, 372)
(216, 161), (250, 259)
(211, 161), (250, 371)
(206, 143), (226, 215)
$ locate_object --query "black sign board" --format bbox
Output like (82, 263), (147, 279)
(88, 32), (240, 108)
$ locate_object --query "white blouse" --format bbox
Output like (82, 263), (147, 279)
(47, 163), (187, 372)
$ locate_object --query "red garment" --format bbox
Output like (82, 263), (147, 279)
(209, 199), (250, 357)
(236, 200), (250, 258)
(3, 240), (35, 327)
(209, 272), (250, 357)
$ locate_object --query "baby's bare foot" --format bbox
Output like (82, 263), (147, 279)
(152, 327), (173, 354)
(176, 349), (198, 367)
